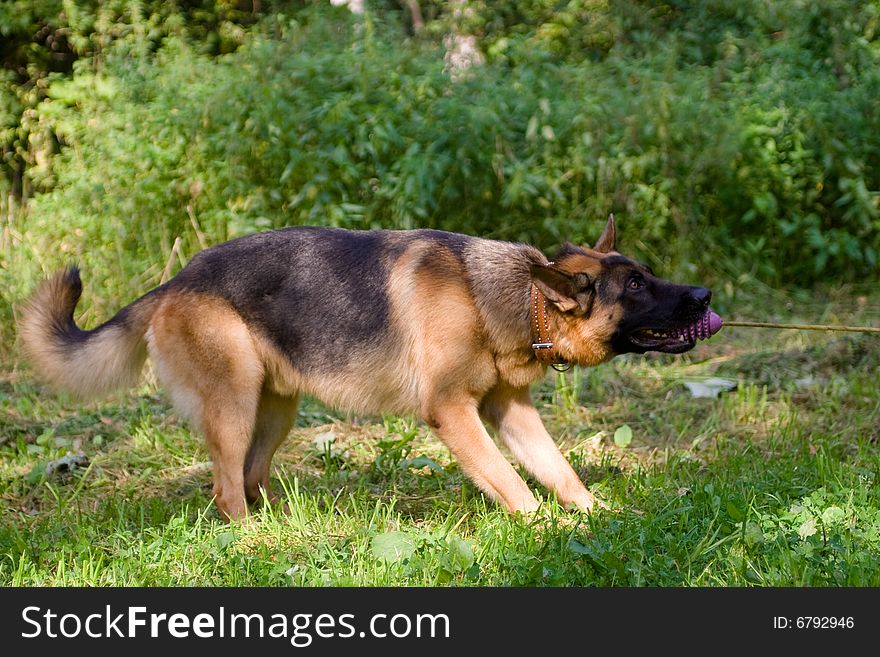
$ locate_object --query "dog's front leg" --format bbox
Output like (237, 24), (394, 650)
(423, 398), (540, 514)
(481, 383), (599, 512)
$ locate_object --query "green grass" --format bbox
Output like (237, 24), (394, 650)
(2, 290), (879, 586)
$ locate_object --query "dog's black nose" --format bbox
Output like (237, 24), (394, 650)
(691, 286), (712, 308)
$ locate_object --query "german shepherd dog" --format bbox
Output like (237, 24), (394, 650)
(19, 216), (713, 520)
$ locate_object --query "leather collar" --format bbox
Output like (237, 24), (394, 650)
(530, 283), (568, 367)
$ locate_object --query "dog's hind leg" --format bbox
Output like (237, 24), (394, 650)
(480, 383), (598, 512)
(148, 293), (263, 521)
(200, 396), (260, 521)
(244, 388), (300, 505)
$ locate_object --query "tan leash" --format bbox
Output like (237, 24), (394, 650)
(724, 320), (880, 334)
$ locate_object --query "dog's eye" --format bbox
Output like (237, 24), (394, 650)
(627, 276), (644, 291)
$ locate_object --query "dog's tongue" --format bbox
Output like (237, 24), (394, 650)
(680, 309), (723, 341)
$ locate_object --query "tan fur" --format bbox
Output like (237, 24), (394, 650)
(554, 252), (604, 278)
(18, 271), (155, 399)
(245, 388), (300, 504)
(401, 248), (545, 512)
(19, 227), (640, 520)
(480, 383), (597, 510)
(247, 242), (554, 515)
(427, 399), (541, 513)
(462, 239), (547, 388)
(550, 308), (620, 367)
(545, 250), (621, 367)
(147, 293), (264, 519)
(254, 334), (418, 416)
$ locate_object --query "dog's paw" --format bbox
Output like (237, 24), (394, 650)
(518, 504), (594, 531)
(566, 489), (612, 514)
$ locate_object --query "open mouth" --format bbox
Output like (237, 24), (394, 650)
(629, 310), (722, 353)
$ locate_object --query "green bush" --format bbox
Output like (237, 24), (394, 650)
(0, 0), (294, 200)
(3, 2), (880, 353)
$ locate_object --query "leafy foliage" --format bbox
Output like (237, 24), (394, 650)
(0, 0), (293, 199)
(2, 1), (880, 347)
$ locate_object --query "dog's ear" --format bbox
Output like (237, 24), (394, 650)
(593, 214), (617, 253)
(530, 264), (594, 314)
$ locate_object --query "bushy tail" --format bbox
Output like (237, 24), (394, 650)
(17, 267), (161, 399)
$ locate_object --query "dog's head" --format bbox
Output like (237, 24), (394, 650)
(530, 216), (715, 366)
